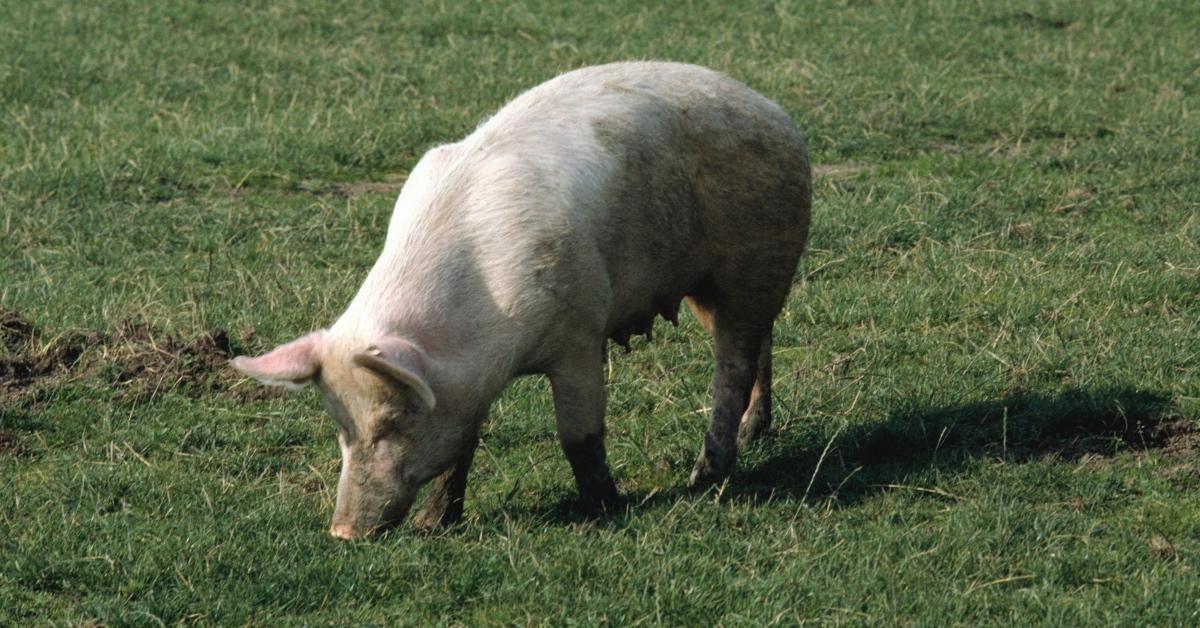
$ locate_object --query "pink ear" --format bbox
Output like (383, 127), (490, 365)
(350, 337), (437, 410)
(231, 331), (325, 389)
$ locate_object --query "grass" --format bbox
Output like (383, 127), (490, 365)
(2, 0), (1199, 623)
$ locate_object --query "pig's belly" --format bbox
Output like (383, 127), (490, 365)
(603, 263), (709, 349)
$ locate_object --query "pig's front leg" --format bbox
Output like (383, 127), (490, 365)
(410, 436), (479, 530)
(549, 347), (620, 515)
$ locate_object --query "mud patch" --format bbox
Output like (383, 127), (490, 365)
(1072, 420), (1200, 475)
(1, 308), (92, 401)
(1, 308), (36, 350)
(0, 334), (90, 389)
(0, 310), (282, 405)
(1035, 418), (1200, 464)
(737, 388), (1198, 507)
(1154, 420), (1200, 458)
(102, 321), (260, 402)
(99, 320), (284, 402)
(0, 429), (21, 454)
(849, 389), (1196, 468)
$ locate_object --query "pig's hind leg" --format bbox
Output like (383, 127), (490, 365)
(736, 334), (774, 447)
(549, 345), (621, 516)
(686, 266), (791, 488)
(687, 318), (768, 488)
(686, 298), (775, 448)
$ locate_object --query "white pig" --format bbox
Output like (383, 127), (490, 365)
(233, 61), (811, 539)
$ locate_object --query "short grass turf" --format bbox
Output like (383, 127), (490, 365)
(3, 0), (1200, 624)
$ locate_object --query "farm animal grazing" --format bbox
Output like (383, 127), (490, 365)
(232, 62), (811, 539)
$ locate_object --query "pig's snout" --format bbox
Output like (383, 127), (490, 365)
(328, 505), (409, 540)
(328, 434), (419, 539)
(329, 523), (359, 540)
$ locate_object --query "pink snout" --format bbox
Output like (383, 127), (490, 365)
(329, 523), (359, 540)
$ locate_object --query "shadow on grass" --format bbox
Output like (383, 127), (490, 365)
(505, 386), (1195, 525)
(731, 386), (1194, 507)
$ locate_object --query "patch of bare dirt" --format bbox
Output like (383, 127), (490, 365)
(1, 309), (92, 401)
(1, 308), (36, 350)
(100, 320), (283, 402)
(1070, 420), (1200, 479)
(0, 309), (282, 405)
(991, 416), (1200, 468)
(1041, 418), (1200, 464)
(0, 429), (21, 454)
(843, 389), (1199, 477)
(1154, 420), (1200, 458)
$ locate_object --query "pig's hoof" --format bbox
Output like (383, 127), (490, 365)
(736, 420), (772, 449)
(580, 498), (622, 519)
(578, 481), (622, 518)
(411, 502), (463, 531)
(687, 456), (733, 489)
(590, 494), (623, 518)
(410, 510), (449, 531)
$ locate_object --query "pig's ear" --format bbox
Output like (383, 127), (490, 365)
(231, 331), (325, 389)
(351, 338), (437, 411)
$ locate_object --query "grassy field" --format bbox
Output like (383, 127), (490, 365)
(3, 0), (1199, 623)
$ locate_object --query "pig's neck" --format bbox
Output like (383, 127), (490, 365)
(330, 235), (529, 408)
(332, 146), (561, 410)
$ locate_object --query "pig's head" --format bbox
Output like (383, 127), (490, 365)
(232, 331), (460, 539)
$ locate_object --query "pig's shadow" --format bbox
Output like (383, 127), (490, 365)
(507, 386), (1193, 524)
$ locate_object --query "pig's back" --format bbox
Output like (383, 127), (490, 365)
(354, 62), (810, 369)
(467, 62), (811, 345)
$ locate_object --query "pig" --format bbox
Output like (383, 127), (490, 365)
(232, 61), (811, 539)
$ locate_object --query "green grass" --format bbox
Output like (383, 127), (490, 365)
(3, 0), (1200, 623)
